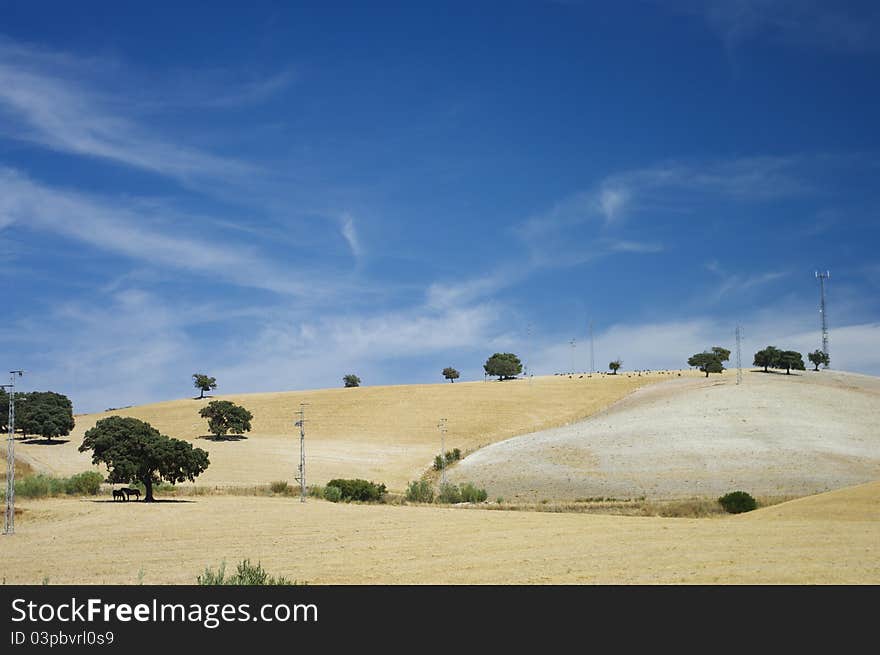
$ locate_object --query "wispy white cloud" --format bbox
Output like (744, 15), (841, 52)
(340, 212), (363, 259)
(705, 260), (789, 302)
(0, 167), (346, 298)
(515, 155), (827, 268)
(0, 39), (257, 186)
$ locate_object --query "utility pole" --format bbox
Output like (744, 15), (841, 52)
(527, 323), (533, 385)
(735, 325), (744, 385)
(4, 370), (24, 536)
(293, 403), (308, 503)
(589, 320), (595, 374)
(816, 270), (831, 367)
(437, 418), (448, 486)
(569, 338), (576, 374)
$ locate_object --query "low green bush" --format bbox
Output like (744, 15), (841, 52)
(197, 559), (299, 585)
(65, 471), (104, 495)
(12, 472), (104, 498)
(323, 485), (342, 502)
(325, 478), (386, 502)
(459, 482), (488, 503)
(405, 480), (434, 503)
(433, 448), (462, 470)
(437, 483), (462, 504)
(718, 491), (757, 514)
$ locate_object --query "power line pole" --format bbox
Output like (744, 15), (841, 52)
(527, 323), (533, 385)
(293, 403), (308, 503)
(437, 418), (448, 486)
(735, 325), (744, 385)
(816, 270), (831, 367)
(569, 338), (576, 374)
(589, 320), (595, 374)
(4, 370), (23, 536)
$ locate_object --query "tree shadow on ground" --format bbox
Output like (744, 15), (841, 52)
(90, 498), (195, 504)
(21, 438), (70, 446)
(751, 369), (801, 376)
(198, 434), (248, 441)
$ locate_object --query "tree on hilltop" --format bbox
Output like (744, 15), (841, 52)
(609, 359), (622, 375)
(712, 347), (731, 364)
(442, 367), (460, 383)
(80, 416), (209, 502)
(808, 350), (830, 371)
(193, 373), (217, 399)
(199, 400), (253, 439)
(343, 374), (361, 388)
(484, 353), (522, 381)
(753, 346), (781, 373)
(777, 350), (805, 375)
(687, 351), (725, 377)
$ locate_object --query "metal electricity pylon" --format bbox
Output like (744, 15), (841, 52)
(293, 403), (308, 503)
(4, 370), (24, 535)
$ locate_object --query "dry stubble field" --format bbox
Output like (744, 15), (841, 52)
(3, 480), (879, 584)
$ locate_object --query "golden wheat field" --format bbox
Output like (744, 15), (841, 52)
(13, 371), (697, 491)
(3, 480), (878, 584)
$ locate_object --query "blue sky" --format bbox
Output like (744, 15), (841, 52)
(1, 1), (879, 412)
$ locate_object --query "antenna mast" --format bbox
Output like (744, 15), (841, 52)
(4, 370), (24, 536)
(816, 270), (830, 366)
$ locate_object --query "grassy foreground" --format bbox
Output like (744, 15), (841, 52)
(5, 480), (878, 584)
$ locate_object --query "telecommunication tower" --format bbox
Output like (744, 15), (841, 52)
(816, 270), (830, 366)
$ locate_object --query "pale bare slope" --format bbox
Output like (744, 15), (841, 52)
(449, 370), (880, 500)
(15, 372), (690, 492)
(5, 480), (878, 584)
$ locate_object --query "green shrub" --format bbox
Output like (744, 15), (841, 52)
(307, 485), (325, 498)
(459, 482), (488, 503)
(197, 559), (299, 585)
(323, 485), (342, 502)
(269, 480), (289, 494)
(405, 480), (434, 503)
(437, 483), (462, 504)
(325, 478), (386, 502)
(433, 449), (462, 470)
(13, 472), (105, 498)
(718, 491), (757, 514)
(15, 475), (54, 498)
(65, 471), (104, 495)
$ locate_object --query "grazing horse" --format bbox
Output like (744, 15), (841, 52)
(112, 489), (127, 502)
(122, 488), (140, 501)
